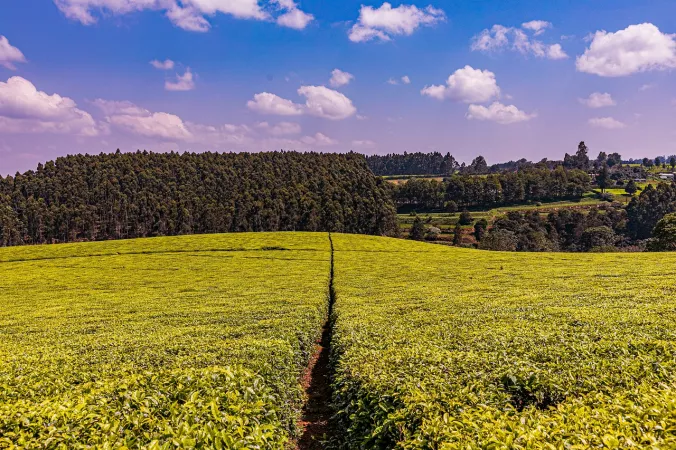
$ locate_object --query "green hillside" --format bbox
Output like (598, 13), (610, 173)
(0, 233), (331, 448)
(2, 233), (676, 448)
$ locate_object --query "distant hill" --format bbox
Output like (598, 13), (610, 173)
(0, 151), (397, 246)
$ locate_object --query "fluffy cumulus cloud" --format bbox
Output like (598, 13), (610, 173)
(165, 68), (195, 91)
(579, 92), (616, 108)
(329, 69), (354, 88)
(577, 23), (676, 77)
(466, 102), (536, 124)
(0, 36), (26, 70)
(0, 76), (99, 136)
(401, 75), (411, 84)
(248, 86), (356, 120)
(421, 66), (500, 103)
(247, 92), (304, 116)
(521, 20), (551, 36)
(348, 2), (445, 43)
(471, 22), (568, 60)
(150, 59), (174, 70)
(298, 85), (357, 120)
(53, 0), (314, 32)
(588, 117), (626, 129)
(301, 132), (338, 146)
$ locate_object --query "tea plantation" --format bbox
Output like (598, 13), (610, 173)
(0, 233), (331, 448)
(331, 235), (676, 448)
(2, 232), (676, 448)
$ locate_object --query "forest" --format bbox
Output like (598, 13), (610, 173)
(0, 151), (397, 247)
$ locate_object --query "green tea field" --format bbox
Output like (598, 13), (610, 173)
(0, 233), (331, 448)
(2, 233), (676, 448)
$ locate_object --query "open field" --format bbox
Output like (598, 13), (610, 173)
(0, 233), (331, 448)
(3, 232), (676, 448)
(331, 235), (676, 448)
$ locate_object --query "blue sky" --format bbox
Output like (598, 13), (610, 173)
(1, 0), (676, 174)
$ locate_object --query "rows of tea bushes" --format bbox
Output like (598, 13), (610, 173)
(331, 235), (676, 448)
(0, 233), (332, 448)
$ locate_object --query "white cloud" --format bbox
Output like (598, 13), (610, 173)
(92, 99), (149, 116)
(165, 68), (195, 91)
(298, 85), (357, 120)
(53, 0), (313, 32)
(547, 44), (568, 60)
(588, 117), (626, 129)
(247, 92), (304, 116)
(109, 112), (193, 140)
(579, 92), (616, 108)
(471, 23), (568, 60)
(276, 8), (314, 29)
(522, 20), (551, 36)
(248, 86), (356, 120)
(352, 139), (376, 148)
(387, 78), (399, 85)
(330, 69), (354, 88)
(257, 121), (302, 135)
(466, 102), (536, 124)
(577, 23), (676, 77)
(150, 59), (174, 70)
(0, 36), (26, 70)
(471, 24), (511, 52)
(0, 76), (99, 136)
(639, 83), (656, 91)
(348, 2), (445, 43)
(301, 132), (338, 146)
(421, 65), (500, 103)
(401, 75), (411, 84)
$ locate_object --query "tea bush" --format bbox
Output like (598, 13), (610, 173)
(331, 235), (676, 448)
(0, 233), (332, 448)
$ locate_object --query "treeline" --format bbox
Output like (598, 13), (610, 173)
(479, 207), (628, 252)
(477, 181), (676, 252)
(366, 152), (458, 176)
(392, 167), (592, 210)
(0, 151), (398, 247)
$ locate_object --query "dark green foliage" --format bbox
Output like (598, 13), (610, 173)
(458, 211), (473, 225)
(564, 142), (590, 170)
(393, 167), (591, 210)
(474, 218), (488, 241)
(649, 213), (676, 251)
(485, 208), (626, 252)
(671, 157), (676, 170)
(452, 223), (463, 245)
(409, 215), (425, 241)
(627, 183), (676, 240)
(625, 179), (638, 195)
(366, 152), (458, 176)
(597, 163), (610, 193)
(0, 151), (398, 246)
(581, 226), (616, 251)
(478, 229), (518, 251)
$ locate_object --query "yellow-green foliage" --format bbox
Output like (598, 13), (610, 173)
(0, 233), (331, 449)
(331, 235), (676, 449)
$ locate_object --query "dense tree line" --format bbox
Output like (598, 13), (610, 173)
(366, 152), (458, 176)
(0, 151), (398, 247)
(626, 182), (676, 240)
(392, 167), (591, 210)
(479, 207), (628, 252)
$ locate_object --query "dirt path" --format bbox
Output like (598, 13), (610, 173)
(297, 234), (336, 450)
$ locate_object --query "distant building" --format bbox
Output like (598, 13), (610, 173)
(659, 173), (675, 180)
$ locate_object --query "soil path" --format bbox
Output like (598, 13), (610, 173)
(297, 234), (336, 450)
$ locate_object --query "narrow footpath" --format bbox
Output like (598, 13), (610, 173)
(297, 233), (336, 450)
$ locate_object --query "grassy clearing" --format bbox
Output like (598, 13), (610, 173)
(0, 233), (331, 448)
(331, 235), (676, 448)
